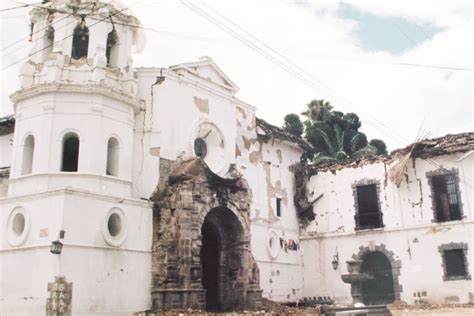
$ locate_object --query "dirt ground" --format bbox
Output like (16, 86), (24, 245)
(138, 304), (474, 315)
(137, 300), (474, 316)
(388, 304), (474, 316)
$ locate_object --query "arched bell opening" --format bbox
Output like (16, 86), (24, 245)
(71, 18), (89, 60)
(106, 29), (119, 67)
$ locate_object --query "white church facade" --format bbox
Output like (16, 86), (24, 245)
(0, 1), (472, 315)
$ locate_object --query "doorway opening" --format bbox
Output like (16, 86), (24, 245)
(361, 251), (395, 305)
(200, 207), (245, 312)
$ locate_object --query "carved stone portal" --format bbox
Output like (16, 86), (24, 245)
(151, 158), (262, 311)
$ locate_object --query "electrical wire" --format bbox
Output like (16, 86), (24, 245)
(0, 2), (39, 13)
(1, 1), (141, 71)
(2, 1), (472, 188)
(1, 12), (78, 59)
(181, 0), (408, 146)
(181, 1), (474, 189)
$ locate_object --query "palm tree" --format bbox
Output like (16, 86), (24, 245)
(302, 100), (379, 165)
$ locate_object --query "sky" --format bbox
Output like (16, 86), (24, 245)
(0, 0), (472, 150)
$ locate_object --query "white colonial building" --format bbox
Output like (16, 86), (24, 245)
(0, 1), (472, 315)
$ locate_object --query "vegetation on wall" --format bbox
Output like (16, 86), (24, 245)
(283, 99), (387, 165)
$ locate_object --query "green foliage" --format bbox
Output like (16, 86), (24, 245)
(295, 99), (388, 165)
(283, 113), (304, 137)
(370, 139), (388, 155)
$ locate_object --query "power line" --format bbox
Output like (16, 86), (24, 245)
(182, 0), (408, 146)
(1, 14), (76, 59)
(385, 62), (472, 71)
(1, 1), (141, 71)
(199, 1), (413, 145)
(0, 2), (39, 13)
(181, 1), (474, 189)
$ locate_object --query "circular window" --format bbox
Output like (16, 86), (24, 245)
(190, 121), (228, 176)
(103, 208), (127, 247)
(107, 213), (122, 237)
(194, 138), (207, 158)
(267, 230), (280, 259)
(12, 213), (26, 236)
(7, 207), (30, 247)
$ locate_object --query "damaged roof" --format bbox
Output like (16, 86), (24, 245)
(310, 132), (474, 174)
(256, 118), (313, 151)
(392, 132), (474, 159)
(0, 115), (15, 136)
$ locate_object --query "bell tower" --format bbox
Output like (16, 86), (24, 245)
(1, 1), (152, 314)
(10, 0), (144, 193)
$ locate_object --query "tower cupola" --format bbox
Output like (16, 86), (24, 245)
(20, 0), (146, 97)
(9, 0), (145, 196)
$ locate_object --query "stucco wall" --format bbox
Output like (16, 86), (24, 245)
(301, 153), (474, 304)
(0, 189), (152, 315)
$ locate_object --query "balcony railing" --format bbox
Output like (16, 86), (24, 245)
(355, 212), (384, 230)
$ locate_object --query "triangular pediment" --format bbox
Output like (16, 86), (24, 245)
(169, 56), (239, 93)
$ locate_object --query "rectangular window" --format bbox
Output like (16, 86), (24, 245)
(355, 183), (383, 230)
(444, 249), (467, 277)
(439, 243), (471, 281)
(431, 174), (462, 222)
(276, 198), (282, 217)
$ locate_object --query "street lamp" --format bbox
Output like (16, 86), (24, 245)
(50, 230), (65, 255)
(50, 239), (63, 255)
(331, 249), (339, 270)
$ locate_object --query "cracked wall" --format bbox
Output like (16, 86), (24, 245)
(151, 158), (261, 311)
(234, 106), (304, 302)
(300, 152), (474, 305)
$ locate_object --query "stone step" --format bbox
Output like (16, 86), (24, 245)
(322, 305), (392, 316)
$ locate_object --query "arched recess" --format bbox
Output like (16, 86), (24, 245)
(61, 132), (80, 172)
(21, 134), (35, 175)
(360, 251), (395, 304)
(151, 158), (261, 312)
(43, 24), (54, 61)
(106, 29), (119, 67)
(106, 137), (120, 177)
(71, 20), (89, 60)
(352, 244), (403, 304)
(201, 207), (248, 311)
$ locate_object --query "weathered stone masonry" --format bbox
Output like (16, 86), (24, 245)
(151, 158), (262, 311)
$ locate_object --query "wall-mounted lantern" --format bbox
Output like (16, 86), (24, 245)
(50, 230), (65, 255)
(331, 248), (339, 270)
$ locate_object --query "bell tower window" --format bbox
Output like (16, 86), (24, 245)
(71, 18), (89, 60)
(43, 13), (55, 61)
(43, 25), (55, 61)
(106, 29), (119, 67)
(21, 135), (35, 175)
(106, 137), (120, 177)
(61, 133), (80, 172)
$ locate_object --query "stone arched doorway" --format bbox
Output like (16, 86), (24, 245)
(151, 158), (262, 311)
(360, 251), (395, 305)
(342, 244), (402, 305)
(201, 207), (246, 311)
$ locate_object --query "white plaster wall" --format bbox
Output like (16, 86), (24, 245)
(301, 223), (473, 304)
(0, 189), (152, 315)
(133, 68), (239, 198)
(301, 153), (474, 304)
(9, 91), (135, 196)
(231, 99), (305, 302)
(247, 141), (304, 302)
